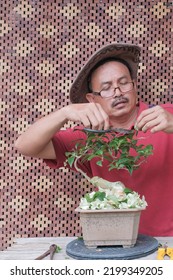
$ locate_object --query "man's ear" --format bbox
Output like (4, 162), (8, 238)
(86, 93), (95, 103)
(133, 81), (138, 104)
(133, 80), (137, 90)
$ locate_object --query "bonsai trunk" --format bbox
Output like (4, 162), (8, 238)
(74, 157), (125, 190)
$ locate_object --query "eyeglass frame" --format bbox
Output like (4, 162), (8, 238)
(91, 81), (135, 99)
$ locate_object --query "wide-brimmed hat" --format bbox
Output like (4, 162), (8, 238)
(70, 43), (141, 103)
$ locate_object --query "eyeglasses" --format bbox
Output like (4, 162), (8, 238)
(92, 81), (134, 99)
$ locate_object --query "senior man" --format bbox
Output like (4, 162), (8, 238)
(15, 43), (173, 236)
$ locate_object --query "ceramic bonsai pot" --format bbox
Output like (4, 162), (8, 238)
(75, 207), (145, 248)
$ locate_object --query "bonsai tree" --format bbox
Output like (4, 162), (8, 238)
(65, 128), (153, 209)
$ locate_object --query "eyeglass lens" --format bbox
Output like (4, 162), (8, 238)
(100, 82), (134, 98)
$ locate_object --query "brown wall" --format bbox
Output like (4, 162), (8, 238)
(1, 0), (173, 250)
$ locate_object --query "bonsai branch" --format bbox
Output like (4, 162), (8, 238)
(74, 156), (125, 190)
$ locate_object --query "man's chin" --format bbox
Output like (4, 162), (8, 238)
(111, 103), (128, 113)
(109, 106), (130, 119)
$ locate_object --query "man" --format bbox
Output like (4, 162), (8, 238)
(15, 43), (173, 236)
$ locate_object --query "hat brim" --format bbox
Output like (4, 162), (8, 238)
(70, 43), (141, 103)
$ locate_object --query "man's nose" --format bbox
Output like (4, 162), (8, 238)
(113, 87), (123, 97)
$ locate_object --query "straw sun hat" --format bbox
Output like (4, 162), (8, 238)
(70, 43), (141, 103)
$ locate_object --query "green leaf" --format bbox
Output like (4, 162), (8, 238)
(86, 154), (97, 161)
(95, 149), (104, 155)
(85, 191), (106, 202)
(85, 193), (93, 203)
(93, 191), (106, 201)
(124, 187), (133, 194)
(96, 160), (103, 167)
(55, 245), (62, 253)
(77, 236), (83, 240)
(128, 165), (134, 174)
(67, 156), (75, 167)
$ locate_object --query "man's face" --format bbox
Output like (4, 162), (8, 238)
(86, 61), (137, 119)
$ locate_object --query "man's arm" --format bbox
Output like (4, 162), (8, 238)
(15, 103), (109, 159)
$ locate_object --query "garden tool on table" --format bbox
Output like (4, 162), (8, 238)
(157, 245), (173, 260)
(35, 244), (57, 260)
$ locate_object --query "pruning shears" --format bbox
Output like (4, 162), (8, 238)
(83, 127), (134, 135)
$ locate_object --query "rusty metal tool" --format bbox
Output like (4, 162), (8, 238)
(35, 244), (57, 260)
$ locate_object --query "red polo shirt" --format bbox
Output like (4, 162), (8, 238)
(45, 102), (173, 237)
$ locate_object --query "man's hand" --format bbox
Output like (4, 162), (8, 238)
(135, 105), (173, 133)
(61, 103), (110, 130)
(15, 102), (109, 159)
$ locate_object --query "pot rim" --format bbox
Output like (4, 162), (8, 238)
(75, 206), (146, 213)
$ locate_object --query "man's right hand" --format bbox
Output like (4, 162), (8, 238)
(61, 103), (109, 130)
(15, 102), (109, 160)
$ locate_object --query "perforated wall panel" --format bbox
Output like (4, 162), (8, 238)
(0, 0), (173, 250)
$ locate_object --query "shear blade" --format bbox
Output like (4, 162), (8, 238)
(83, 127), (134, 134)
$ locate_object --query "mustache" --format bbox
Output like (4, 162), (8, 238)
(111, 97), (128, 108)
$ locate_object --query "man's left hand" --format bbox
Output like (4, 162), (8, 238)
(135, 105), (173, 133)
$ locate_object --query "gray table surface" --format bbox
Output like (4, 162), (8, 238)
(0, 236), (172, 260)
